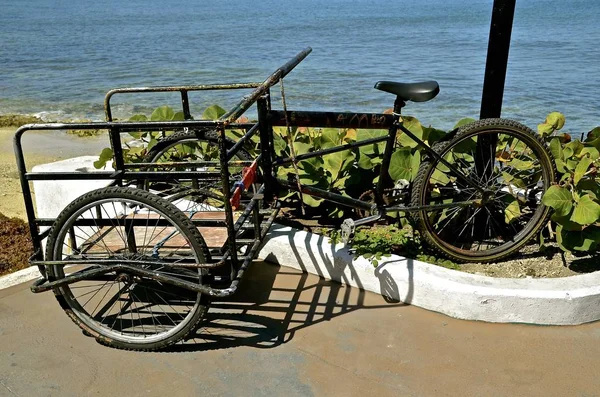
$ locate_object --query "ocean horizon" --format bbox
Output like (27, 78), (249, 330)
(0, 0), (598, 133)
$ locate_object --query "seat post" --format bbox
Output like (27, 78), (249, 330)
(375, 96), (405, 202)
(393, 96), (406, 115)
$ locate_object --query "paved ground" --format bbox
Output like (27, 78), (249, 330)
(1, 262), (599, 397)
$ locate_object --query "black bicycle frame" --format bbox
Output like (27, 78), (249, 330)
(265, 108), (482, 216)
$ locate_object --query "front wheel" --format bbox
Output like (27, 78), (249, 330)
(410, 118), (556, 263)
(45, 187), (210, 351)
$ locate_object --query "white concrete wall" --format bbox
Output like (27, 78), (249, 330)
(31, 156), (113, 251)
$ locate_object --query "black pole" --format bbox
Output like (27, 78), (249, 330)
(480, 0), (517, 119)
(477, 0), (517, 175)
(475, 0), (517, 236)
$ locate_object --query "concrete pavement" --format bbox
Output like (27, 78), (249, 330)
(1, 262), (599, 396)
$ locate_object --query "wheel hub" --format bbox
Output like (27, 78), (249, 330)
(116, 272), (132, 283)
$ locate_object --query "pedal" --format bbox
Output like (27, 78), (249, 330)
(341, 218), (355, 243)
(395, 179), (410, 191)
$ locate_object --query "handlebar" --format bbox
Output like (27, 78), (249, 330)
(220, 47), (313, 123)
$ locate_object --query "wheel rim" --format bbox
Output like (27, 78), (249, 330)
(418, 127), (553, 259)
(48, 197), (204, 345)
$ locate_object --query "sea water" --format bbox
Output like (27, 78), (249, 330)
(0, 0), (598, 133)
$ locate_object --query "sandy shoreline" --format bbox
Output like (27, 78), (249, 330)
(0, 127), (108, 219)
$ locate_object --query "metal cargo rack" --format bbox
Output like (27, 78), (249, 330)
(15, 48), (313, 299)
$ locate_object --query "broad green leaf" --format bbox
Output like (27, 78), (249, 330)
(570, 194), (600, 225)
(202, 104), (226, 120)
(537, 123), (554, 137)
(453, 118), (475, 129)
(356, 151), (373, 169)
(172, 111), (186, 121)
(98, 147), (113, 161)
(431, 169), (450, 185)
(147, 137), (158, 152)
(293, 142), (312, 155)
(424, 126), (447, 144)
(557, 225), (600, 252)
(397, 116), (423, 148)
(566, 159), (579, 171)
(324, 150), (355, 182)
(343, 128), (357, 142)
(303, 194), (323, 208)
(578, 146), (599, 160)
(319, 128), (342, 149)
(276, 166), (294, 179)
(574, 155), (593, 185)
(506, 158), (534, 170)
(299, 173), (320, 186)
(129, 114), (148, 122)
(555, 158), (568, 173)
(357, 129), (387, 155)
(585, 127), (600, 142)
(551, 212), (582, 231)
(563, 140), (583, 159)
(332, 175), (350, 190)
(411, 150), (421, 180)
(452, 137), (477, 154)
(150, 106), (175, 121)
(298, 156), (323, 175)
(388, 148), (412, 181)
(546, 112), (566, 130)
(94, 147), (114, 169)
(541, 185), (572, 217)
(225, 130), (244, 142)
(577, 179), (600, 198)
(503, 196), (521, 224)
(370, 156), (383, 166)
(549, 137), (563, 160)
(128, 146), (145, 156)
(272, 133), (287, 155)
(501, 171), (525, 188)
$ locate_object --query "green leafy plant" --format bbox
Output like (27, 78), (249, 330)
(94, 105), (186, 169)
(274, 115), (472, 218)
(540, 112), (600, 252)
(333, 224), (459, 269)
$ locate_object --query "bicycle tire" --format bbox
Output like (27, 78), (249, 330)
(410, 118), (556, 263)
(45, 186), (210, 351)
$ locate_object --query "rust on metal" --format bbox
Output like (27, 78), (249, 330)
(269, 110), (395, 129)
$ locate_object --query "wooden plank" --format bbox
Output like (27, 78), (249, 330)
(79, 211), (240, 254)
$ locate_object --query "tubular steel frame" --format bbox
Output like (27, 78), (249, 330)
(16, 47), (480, 297)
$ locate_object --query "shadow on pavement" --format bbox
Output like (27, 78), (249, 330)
(169, 261), (405, 352)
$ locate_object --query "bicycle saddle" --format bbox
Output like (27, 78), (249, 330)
(374, 80), (439, 103)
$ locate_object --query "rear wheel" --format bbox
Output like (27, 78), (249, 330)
(142, 128), (252, 196)
(45, 186), (210, 351)
(410, 119), (556, 263)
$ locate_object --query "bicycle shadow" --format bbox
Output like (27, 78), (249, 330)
(172, 226), (414, 352)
